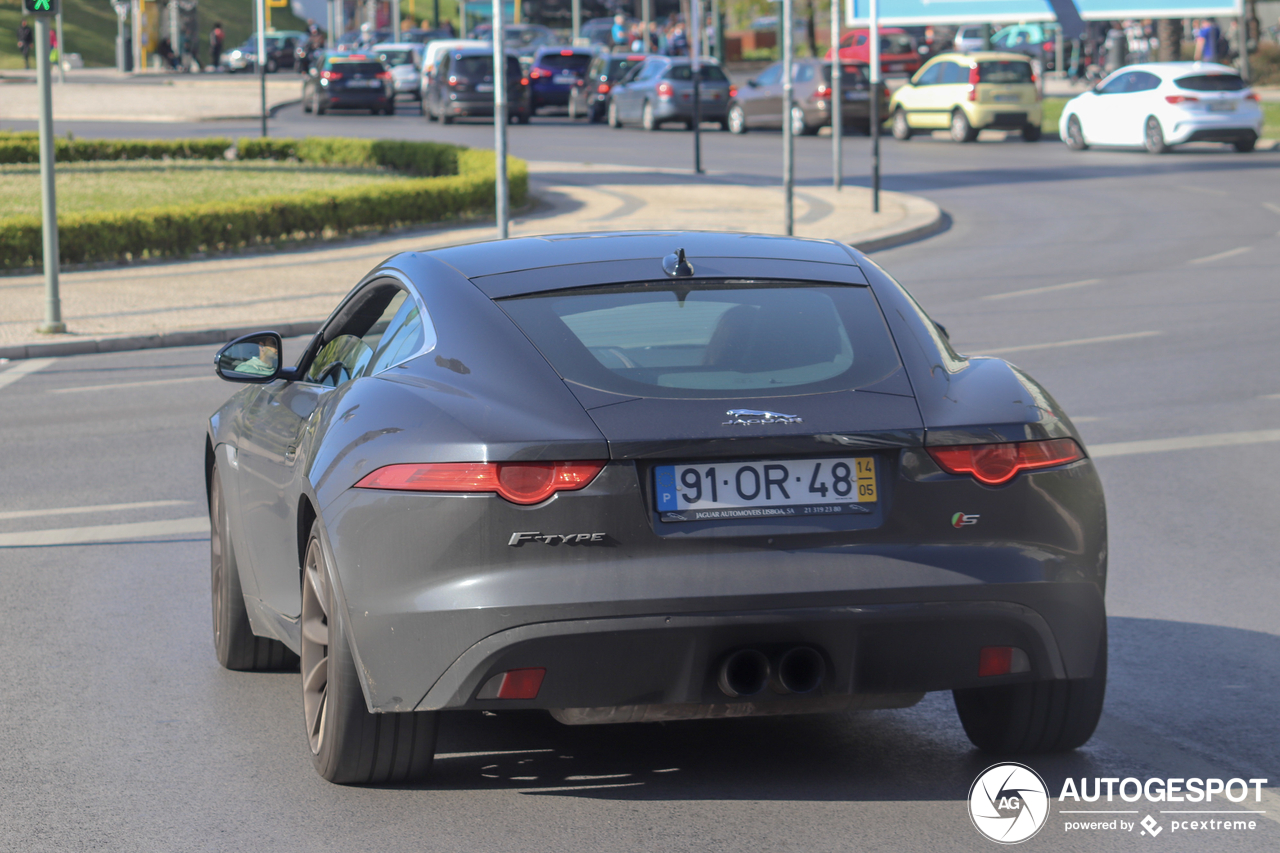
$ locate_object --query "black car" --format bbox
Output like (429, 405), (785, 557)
(208, 232), (1108, 785)
(607, 56), (732, 130)
(302, 52), (395, 116)
(527, 46), (595, 112)
(425, 48), (531, 124)
(570, 52), (649, 122)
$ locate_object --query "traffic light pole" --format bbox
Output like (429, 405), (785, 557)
(493, 0), (509, 238)
(34, 17), (64, 334)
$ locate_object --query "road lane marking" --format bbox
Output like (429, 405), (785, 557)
(0, 358), (55, 392)
(1091, 428), (1280, 458)
(1188, 246), (1252, 264)
(982, 278), (1103, 301)
(0, 499), (192, 522)
(50, 375), (213, 394)
(1095, 714), (1280, 826)
(980, 330), (1162, 356)
(0, 516), (209, 548)
(1177, 184), (1229, 197)
(1260, 393), (1280, 400)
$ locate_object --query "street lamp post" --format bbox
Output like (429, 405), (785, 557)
(691, 0), (703, 174)
(493, 0), (509, 238)
(868, 0), (880, 213)
(782, 0), (793, 234)
(831, 0), (841, 190)
(256, 0), (267, 136)
(31, 8), (64, 333)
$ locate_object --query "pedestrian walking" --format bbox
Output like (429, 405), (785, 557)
(1194, 18), (1221, 62)
(210, 22), (224, 71)
(17, 18), (34, 70)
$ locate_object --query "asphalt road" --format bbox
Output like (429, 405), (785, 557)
(1, 106), (1278, 852)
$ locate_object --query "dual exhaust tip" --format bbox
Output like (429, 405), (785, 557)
(717, 646), (826, 698)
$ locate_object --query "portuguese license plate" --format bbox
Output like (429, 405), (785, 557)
(476, 83), (494, 92)
(553, 74), (577, 84)
(655, 457), (876, 522)
(1208, 100), (1236, 112)
(845, 91), (869, 100)
(993, 93), (1020, 103)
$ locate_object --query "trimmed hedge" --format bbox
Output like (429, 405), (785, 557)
(0, 136), (527, 268)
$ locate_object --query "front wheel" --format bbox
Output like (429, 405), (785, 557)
(1065, 114), (1087, 150)
(607, 99), (622, 128)
(301, 521), (438, 784)
(1144, 115), (1170, 154)
(950, 109), (977, 143)
(954, 633), (1106, 754)
(891, 108), (913, 140)
(210, 465), (296, 671)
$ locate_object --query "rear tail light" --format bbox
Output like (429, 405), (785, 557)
(376, 71), (392, 80)
(477, 667), (546, 699)
(520, 77), (528, 86)
(529, 68), (544, 79)
(598, 82), (611, 94)
(815, 84), (831, 99)
(560, 49), (574, 56)
(1245, 92), (1259, 101)
(354, 460), (607, 504)
(657, 81), (674, 99)
(728, 84), (737, 98)
(447, 75), (457, 87)
(1165, 94), (1198, 104)
(967, 65), (980, 101)
(926, 438), (1083, 485)
(320, 70), (342, 80)
(978, 647), (1029, 676)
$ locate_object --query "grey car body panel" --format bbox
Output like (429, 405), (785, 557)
(206, 232), (1107, 718)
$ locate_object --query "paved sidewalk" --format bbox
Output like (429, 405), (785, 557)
(0, 69), (302, 122)
(0, 161), (943, 359)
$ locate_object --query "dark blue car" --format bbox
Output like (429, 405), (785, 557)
(528, 46), (594, 111)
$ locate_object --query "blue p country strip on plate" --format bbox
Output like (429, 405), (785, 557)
(655, 457), (876, 522)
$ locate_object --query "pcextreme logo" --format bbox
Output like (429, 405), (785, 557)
(969, 763), (1050, 844)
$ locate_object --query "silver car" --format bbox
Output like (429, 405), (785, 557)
(371, 42), (424, 101)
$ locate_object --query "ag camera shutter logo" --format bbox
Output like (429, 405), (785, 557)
(969, 763), (1050, 844)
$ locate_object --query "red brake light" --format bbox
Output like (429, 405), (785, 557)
(529, 68), (543, 79)
(657, 81), (674, 99)
(520, 77), (528, 86)
(321, 70), (342, 80)
(1165, 94), (1199, 104)
(1245, 92), (1259, 101)
(967, 64), (979, 101)
(377, 70), (392, 80)
(627, 54), (645, 61)
(348, 54), (367, 60)
(560, 49), (574, 56)
(353, 461), (606, 504)
(815, 83), (831, 98)
(447, 75), (457, 86)
(926, 439), (1083, 486)
(598, 82), (611, 94)
(728, 84), (737, 98)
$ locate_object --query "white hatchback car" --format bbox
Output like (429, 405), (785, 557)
(1060, 62), (1263, 153)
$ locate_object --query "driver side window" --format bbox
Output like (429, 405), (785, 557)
(914, 63), (942, 86)
(305, 285), (420, 388)
(755, 63), (782, 86)
(1097, 72), (1133, 95)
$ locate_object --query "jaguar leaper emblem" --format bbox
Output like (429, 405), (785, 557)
(722, 409), (803, 426)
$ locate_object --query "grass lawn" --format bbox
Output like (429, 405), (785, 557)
(0, 159), (410, 219)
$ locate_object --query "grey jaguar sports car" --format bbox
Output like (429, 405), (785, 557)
(207, 232), (1107, 784)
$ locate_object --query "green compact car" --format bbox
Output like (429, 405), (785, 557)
(889, 51), (1042, 142)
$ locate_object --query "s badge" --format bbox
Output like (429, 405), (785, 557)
(952, 513), (980, 528)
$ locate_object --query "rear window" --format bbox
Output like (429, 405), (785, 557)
(498, 284), (901, 398)
(822, 64), (869, 85)
(882, 34), (914, 54)
(327, 60), (384, 75)
(539, 53), (592, 70)
(378, 49), (416, 67)
(667, 65), (730, 82)
(453, 55), (523, 77)
(1175, 74), (1246, 91)
(978, 60), (1032, 84)
(607, 57), (646, 78)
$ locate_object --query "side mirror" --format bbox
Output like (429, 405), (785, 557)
(747, 79), (758, 88)
(214, 332), (294, 383)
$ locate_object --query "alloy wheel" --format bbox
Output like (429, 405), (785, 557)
(1144, 116), (1169, 154)
(1066, 115), (1087, 150)
(728, 104), (745, 134)
(300, 537), (331, 755)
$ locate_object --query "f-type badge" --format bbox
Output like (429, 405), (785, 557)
(722, 409), (803, 426)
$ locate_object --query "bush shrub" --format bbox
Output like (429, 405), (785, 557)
(0, 137), (527, 268)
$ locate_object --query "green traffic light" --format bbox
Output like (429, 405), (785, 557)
(34, 0), (51, 8)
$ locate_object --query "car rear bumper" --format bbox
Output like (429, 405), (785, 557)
(1164, 111), (1264, 144)
(410, 588), (1105, 715)
(970, 104), (1042, 128)
(653, 97), (730, 122)
(323, 90), (391, 108)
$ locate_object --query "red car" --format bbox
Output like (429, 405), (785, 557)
(826, 28), (921, 76)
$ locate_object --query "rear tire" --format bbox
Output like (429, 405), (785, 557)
(642, 100), (658, 131)
(1065, 114), (1087, 150)
(607, 99), (621, 128)
(1143, 115), (1169, 154)
(891, 107), (913, 140)
(1234, 135), (1256, 152)
(950, 108), (978, 143)
(954, 632), (1107, 754)
(210, 465), (297, 672)
(301, 521), (438, 784)
(303, 91), (313, 113)
(1022, 123), (1042, 142)
(728, 103), (747, 134)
